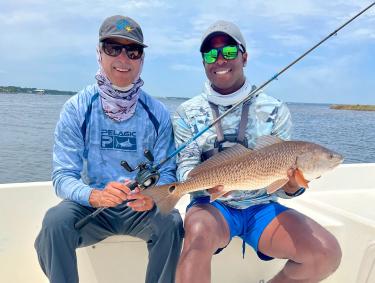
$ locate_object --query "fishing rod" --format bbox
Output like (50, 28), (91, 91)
(75, 2), (374, 230)
(157, 1), (375, 169)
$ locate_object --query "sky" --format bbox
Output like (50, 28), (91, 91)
(0, 0), (374, 104)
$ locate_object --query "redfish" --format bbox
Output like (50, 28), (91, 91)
(143, 136), (343, 214)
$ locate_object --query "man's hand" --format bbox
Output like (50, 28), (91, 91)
(207, 185), (224, 195)
(126, 187), (155, 212)
(283, 169), (309, 195)
(89, 181), (131, 208)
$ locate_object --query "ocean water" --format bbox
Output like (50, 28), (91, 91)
(0, 93), (374, 184)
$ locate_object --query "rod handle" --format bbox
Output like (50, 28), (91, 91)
(74, 207), (105, 229)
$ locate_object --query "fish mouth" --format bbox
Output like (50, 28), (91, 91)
(330, 156), (344, 169)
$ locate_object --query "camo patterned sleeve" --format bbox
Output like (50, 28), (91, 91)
(271, 102), (292, 140)
(172, 105), (202, 182)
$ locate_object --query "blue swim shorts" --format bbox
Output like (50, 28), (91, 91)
(187, 196), (289, 261)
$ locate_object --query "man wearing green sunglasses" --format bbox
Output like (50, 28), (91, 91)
(173, 20), (341, 283)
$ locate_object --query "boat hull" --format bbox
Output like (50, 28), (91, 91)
(1, 163), (374, 282)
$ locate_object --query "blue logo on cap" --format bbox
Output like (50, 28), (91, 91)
(116, 19), (134, 32)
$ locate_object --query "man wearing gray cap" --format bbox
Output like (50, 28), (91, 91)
(173, 20), (341, 283)
(34, 15), (183, 283)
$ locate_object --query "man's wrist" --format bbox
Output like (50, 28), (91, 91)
(89, 189), (102, 207)
(284, 187), (306, 197)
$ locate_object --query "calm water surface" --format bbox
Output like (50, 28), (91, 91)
(0, 93), (374, 183)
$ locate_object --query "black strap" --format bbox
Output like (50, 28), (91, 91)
(202, 102), (250, 161)
(81, 92), (99, 143)
(209, 102), (250, 144)
(237, 101), (250, 143)
(138, 99), (160, 136)
(80, 95), (160, 144)
(209, 102), (225, 142)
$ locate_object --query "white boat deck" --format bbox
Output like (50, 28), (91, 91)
(1, 163), (374, 282)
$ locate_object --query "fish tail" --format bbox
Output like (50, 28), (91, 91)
(142, 182), (183, 214)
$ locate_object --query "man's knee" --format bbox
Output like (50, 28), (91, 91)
(159, 210), (184, 236)
(299, 234), (342, 280)
(35, 203), (79, 251)
(42, 204), (76, 229)
(315, 237), (342, 277)
(183, 216), (221, 252)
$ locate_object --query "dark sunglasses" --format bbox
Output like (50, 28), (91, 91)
(202, 45), (243, 64)
(100, 41), (144, 60)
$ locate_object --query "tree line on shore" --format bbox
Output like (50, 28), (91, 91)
(0, 86), (76, 96)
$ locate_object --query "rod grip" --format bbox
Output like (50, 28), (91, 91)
(75, 214), (94, 230)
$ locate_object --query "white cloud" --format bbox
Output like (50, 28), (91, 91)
(271, 34), (310, 47)
(0, 0), (373, 103)
(145, 27), (201, 56)
(349, 28), (375, 40)
(170, 64), (201, 72)
(0, 11), (47, 25)
(120, 0), (167, 9)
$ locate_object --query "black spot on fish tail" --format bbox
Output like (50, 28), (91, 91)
(169, 185), (176, 193)
(142, 183), (182, 214)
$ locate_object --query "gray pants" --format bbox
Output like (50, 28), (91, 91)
(35, 200), (183, 283)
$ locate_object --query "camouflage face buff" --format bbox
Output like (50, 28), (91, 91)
(95, 46), (144, 122)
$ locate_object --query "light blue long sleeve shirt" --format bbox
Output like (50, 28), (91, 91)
(52, 84), (176, 207)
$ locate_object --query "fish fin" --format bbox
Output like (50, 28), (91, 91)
(294, 169), (309, 188)
(266, 178), (289, 194)
(254, 135), (284, 150)
(209, 190), (229, 202)
(142, 182), (183, 214)
(188, 144), (251, 177)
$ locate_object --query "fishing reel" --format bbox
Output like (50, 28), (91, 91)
(75, 149), (160, 230)
(120, 149), (160, 190)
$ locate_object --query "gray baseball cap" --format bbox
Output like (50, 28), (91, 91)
(200, 20), (246, 52)
(99, 15), (147, 47)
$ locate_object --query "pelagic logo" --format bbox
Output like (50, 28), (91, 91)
(101, 129), (137, 151)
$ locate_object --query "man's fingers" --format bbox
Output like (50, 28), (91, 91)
(102, 191), (125, 205)
(126, 192), (154, 211)
(129, 187), (140, 195)
(127, 198), (154, 212)
(108, 182), (131, 194)
(106, 188), (128, 201)
(101, 198), (119, 207)
(207, 185), (224, 194)
(127, 199), (145, 208)
(287, 169), (294, 177)
(105, 182), (130, 200)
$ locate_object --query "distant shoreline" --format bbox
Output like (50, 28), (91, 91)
(0, 86), (76, 96)
(1, 87), (374, 107)
(330, 104), (375, 111)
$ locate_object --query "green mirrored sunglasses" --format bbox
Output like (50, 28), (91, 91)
(202, 45), (241, 64)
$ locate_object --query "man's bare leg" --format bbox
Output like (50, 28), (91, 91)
(258, 209), (342, 283)
(176, 204), (230, 283)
